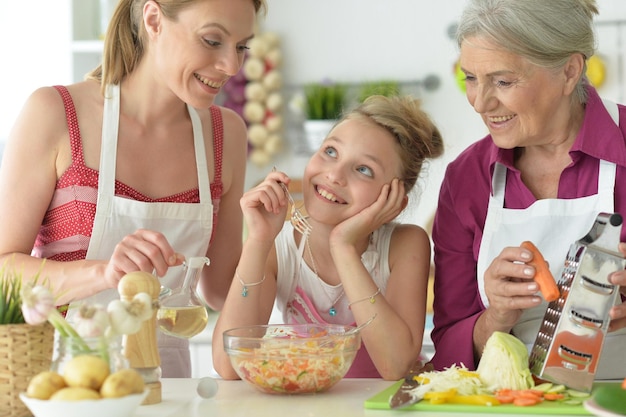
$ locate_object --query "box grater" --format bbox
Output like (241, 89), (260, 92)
(528, 212), (626, 392)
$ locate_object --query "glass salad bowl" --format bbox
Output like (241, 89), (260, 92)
(223, 323), (362, 394)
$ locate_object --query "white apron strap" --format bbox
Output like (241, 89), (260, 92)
(87, 84), (119, 258)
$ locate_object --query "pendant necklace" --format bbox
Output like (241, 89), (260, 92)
(305, 235), (344, 317)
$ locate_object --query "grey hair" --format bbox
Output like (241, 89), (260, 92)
(456, 0), (599, 104)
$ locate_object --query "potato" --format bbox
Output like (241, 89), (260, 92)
(50, 387), (100, 401)
(100, 369), (145, 398)
(63, 355), (110, 390)
(26, 371), (67, 399)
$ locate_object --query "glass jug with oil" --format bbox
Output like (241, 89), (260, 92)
(156, 256), (210, 338)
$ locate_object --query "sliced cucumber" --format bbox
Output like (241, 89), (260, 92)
(547, 384), (566, 393)
(563, 399), (583, 405)
(567, 389), (591, 398)
(534, 382), (553, 392)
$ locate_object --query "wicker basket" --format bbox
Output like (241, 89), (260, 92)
(0, 322), (54, 417)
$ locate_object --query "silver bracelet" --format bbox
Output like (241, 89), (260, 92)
(237, 270), (266, 297)
(347, 287), (381, 309)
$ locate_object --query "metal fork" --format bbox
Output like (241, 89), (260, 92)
(273, 167), (312, 236)
(319, 314), (378, 348)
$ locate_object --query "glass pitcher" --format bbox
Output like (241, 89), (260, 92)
(156, 257), (210, 339)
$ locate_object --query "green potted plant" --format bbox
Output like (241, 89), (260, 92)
(302, 80), (347, 152)
(0, 264), (54, 417)
(303, 81), (347, 120)
(357, 80), (400, 103)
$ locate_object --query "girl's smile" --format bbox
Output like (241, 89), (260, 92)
(303, 117), (403, 223)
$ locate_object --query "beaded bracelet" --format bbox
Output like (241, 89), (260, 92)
(237, 270), (266, 297)
(347, 287), (381, 309)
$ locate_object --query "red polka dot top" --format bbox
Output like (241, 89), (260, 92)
(32, 85), (224, 262)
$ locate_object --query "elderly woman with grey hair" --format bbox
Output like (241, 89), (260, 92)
(431, 0), (626, 380)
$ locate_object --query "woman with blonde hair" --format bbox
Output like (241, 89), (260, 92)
(0, 0), (266, 377)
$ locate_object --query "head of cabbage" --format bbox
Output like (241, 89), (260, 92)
(476, 331), (534, 391)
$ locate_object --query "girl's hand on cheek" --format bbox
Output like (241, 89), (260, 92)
(375, 178), (406, 223)
(331, 179), (405, 247)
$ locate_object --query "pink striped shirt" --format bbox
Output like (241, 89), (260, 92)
(32, 85), (224, 261)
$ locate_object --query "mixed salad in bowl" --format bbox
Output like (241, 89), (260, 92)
(223, 323), (361, 394)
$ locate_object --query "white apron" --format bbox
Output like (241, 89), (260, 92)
(476, 101), (626, 379)
(70, 84), (214, 378)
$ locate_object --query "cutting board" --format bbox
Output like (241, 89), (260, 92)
(365, 381), (619, 415)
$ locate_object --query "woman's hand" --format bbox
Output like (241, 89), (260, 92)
(608, 242), (626, 331)
(240, 170), (289, 242)
(330, 178), (405, 248)
(482, 245), (542, 332)
(104, 229), (185, 288)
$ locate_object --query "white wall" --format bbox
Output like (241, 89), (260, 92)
(0, 1), (72, 142)
(1, 0), (625, 228)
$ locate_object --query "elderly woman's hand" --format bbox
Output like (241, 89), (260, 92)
(608, 242), (626, 331)
(482, 245), (543, 332)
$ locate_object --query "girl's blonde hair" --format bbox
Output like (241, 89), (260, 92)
(340, 95), (444, 194)
(86, 0), (266, 93)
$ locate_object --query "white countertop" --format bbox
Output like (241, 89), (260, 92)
(133, 378), (591, 417)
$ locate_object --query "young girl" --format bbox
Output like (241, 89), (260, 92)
(212, 95), (443, 380)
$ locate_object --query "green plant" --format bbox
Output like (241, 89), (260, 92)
(0, 266), (25, 324)
(304, 81), (347, 120)
(357, 80), (400, 103)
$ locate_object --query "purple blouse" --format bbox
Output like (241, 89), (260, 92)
(430, 86), (626, 370)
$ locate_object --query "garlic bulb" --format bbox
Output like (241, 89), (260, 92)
(262, 70), (282, 91)
(248, 124), (269, 147)
(20, 284), (55, 326)
(249, 148), (271, 166)
(248, 37), (269, 58)
(107, 292), (154, 336)
(243, 101), (266, 123)
(265, 115), (283, 133)
(245, 82), (268, 102)
(243, 57), (264, 81)
(264, 134), (282, 154)
(266, 92), (283, 112)
(74, 303), (109, 338)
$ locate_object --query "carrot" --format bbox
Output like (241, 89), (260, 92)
(544, 393), (565, 401)
(494, 394), (515, 404)
(513, 397), (540, 407)
(521, 241), (560, 302)
(526, 389), (545, 398)
(516, 389), (543, 399)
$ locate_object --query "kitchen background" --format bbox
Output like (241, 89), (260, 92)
(1, 0), (626, 377)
